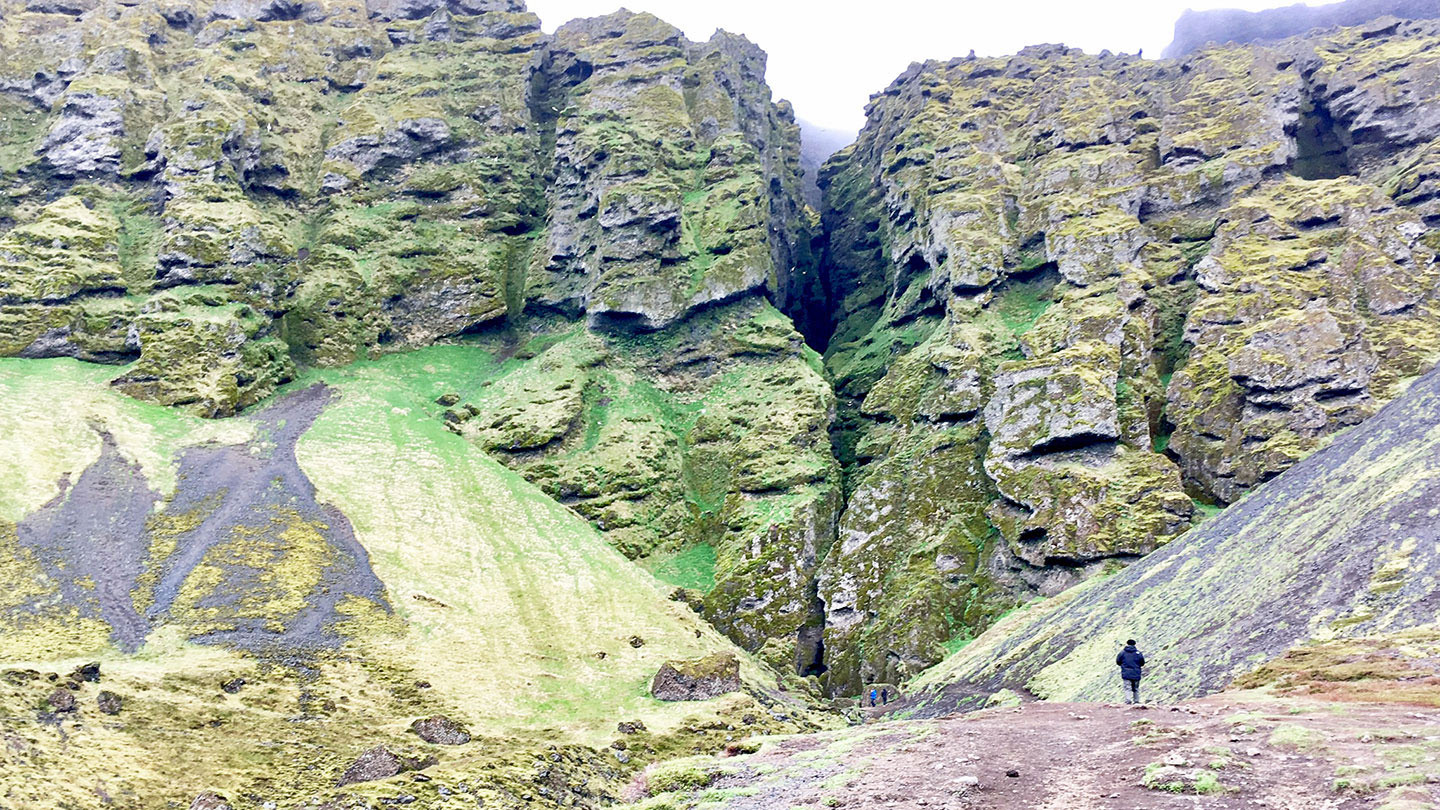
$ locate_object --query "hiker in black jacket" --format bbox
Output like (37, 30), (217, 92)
(1116, 639), (1146, 704)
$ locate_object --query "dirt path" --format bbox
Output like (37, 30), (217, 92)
(679, 694), (1440, 809)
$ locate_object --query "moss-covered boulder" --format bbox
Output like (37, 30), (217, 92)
(650, 653), (741, 701)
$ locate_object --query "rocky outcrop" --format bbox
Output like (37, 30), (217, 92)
(1164, 0), (1440, 57)
(46, 687), (77, 712)
(815, 21), (1440, 694)
(907, 360), (1440, 711)
(188, 793), (232, 810)
(410, 715), (471, 745)
(0, 0), (814, 417)
(650, 653), (742, 700)
(336, 745), (404, 786)
(529, 12), (817, 331)
(96, 690), (122, 714)
(442, 299), (840, 674)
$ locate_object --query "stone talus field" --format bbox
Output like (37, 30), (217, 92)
(1, 1), (1440, 806)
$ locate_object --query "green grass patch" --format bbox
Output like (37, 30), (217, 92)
(645, 544), (718, 592)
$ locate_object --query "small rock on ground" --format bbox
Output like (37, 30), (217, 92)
(47, 688), (77, 713)
(409, 715), (470, 745)
(97, 690), (122, 715)
(189, 792), (231, 810)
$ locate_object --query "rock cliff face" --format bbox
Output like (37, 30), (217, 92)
(816, 19), (1440, 693)
(1163, 0), (1440, 58)
(906, 357), (1440, 711)
(0, 0), (815, 412)
(530, 12), (820, 331)
(2, 0), (1440, 711)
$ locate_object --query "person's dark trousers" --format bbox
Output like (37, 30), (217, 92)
(1123, 678), (1141, 704)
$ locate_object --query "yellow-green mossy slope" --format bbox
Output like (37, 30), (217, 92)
(0, 353), (824, 809)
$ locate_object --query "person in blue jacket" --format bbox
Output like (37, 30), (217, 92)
(1116, 639), (1146, 704)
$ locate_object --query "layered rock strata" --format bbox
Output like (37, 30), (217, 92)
(815, 19), (1440, 693)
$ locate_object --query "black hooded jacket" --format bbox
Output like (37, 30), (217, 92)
(1116, 645), (1145, 681)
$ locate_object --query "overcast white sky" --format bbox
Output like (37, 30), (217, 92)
(527, 0), (1314, 133)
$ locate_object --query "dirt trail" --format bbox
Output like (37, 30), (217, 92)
(691, 694), (1440, 809)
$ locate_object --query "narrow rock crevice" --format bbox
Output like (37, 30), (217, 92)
(1291, 94), (1355, 180)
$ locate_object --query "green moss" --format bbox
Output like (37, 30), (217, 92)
(645, 544), (718, 593)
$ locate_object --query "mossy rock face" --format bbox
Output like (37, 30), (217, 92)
(815, 21), (1440, 695)
(0, 0), (813, 415)
(906, 361), (1440, 712)
(1166, 178), (1440, 504)
(109, 304), (296, 417)
(443, 300), (841, 668)
(529, 11), (816, 331)
(817, 424), (1005, 692)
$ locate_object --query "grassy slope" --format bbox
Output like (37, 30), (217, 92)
(905, 366), (1440, 712)
(0, 358), (252, 525)
(293, 346), (771, 740)
(1, 351), (772, 739)
(0, 351), (801, 808)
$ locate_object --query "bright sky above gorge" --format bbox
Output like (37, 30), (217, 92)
(527, 0), (1316, 133)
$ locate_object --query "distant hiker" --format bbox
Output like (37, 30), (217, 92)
(1116, 639), (1146, 704)
(881, 688), (889, 705)
(869, 688), (878, 707)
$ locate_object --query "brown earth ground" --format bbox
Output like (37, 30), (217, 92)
(626, 695), (1440, 809)
(624, 634), (1440, 810)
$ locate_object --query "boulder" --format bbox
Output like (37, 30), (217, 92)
(337, 746), (403, 786)
(337, 746), (436, 786)
(47, 688), (77, 713)
(71, 662), (100, 683)
(649, 653), (742, 701)
(97, 691), (122, 715)
(409, 715), (470, 745)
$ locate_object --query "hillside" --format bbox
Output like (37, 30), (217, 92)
(903, 360), (1440, 713)
(813, 16), (1440, 694)
(0, 351), (835, 807)
(2, 2), (1440, 807)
